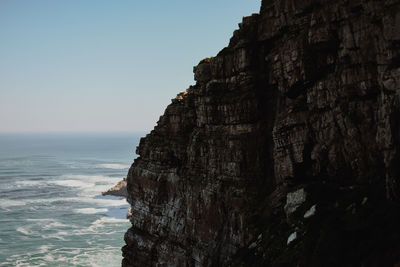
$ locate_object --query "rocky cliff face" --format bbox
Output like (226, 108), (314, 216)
(122, 0), (400, 266)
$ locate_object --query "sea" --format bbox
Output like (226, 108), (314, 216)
(0, 132), (143, 267)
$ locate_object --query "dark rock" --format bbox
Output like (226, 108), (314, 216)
(123, 0), (400, 266)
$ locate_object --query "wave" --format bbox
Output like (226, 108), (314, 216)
(1, 246), (123, 267)
(16, 226), (32, 236)
(53, 174), (123, 197)
(93, 216), (127, 224)
(74, 208), (108, 214)
(38, 245), (53, 254)
(43, 221), (69, 230)
(26, 218), (58, 222)
(59, 174), (121, 186)
(87, 217), (128, 232)
(67, 162), (130, 170)
(71, 216), (129, 236)
(10, 174), (125, 204)
(42, 231), (69, 241)
(0, 199), (27, 209)
(52, 179), (92, 188)
(96, 163), (130, 170)
(59, 174), (115, 180)
(25, 218), (72, 231)
(2, 180), (128, 212)
(13, 174), (122, 196)
(64, 196), (127, 207)
(16, 196), (127, 207)
(15, 180), (43, 187)
(4, 215), (128, 266)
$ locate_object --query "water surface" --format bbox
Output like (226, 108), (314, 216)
(0, 133), (142, 267)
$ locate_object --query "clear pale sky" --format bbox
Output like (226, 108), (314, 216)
(0, 0), (261, 133)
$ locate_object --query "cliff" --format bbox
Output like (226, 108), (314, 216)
(122, 0), (400, 266)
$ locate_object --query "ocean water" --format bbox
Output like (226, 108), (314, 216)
(0, 133), (143, 267)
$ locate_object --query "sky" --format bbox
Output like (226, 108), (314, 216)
(0, 0), (261, 133)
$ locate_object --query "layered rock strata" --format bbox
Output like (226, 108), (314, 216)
(123, 0), (400, 266)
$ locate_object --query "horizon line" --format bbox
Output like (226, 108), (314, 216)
(0, 130), (149, 134)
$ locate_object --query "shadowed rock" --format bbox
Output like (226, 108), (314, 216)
(122, 0), (400, 266)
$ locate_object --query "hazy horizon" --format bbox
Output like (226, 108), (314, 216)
(0, 0), (261, 133)
(0, 130), (147, 134)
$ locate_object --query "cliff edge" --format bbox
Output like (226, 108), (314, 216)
(123, 0), (400, 266)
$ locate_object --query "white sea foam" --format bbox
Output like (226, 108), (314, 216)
(87, 217), (128, 232)
(51, 174), (122, 197)
(38, 245), (52, 254)
(24, 196), (127, 207)
(74, 208), (108, 214)
(71, 216), (128, 236)
(25, 218), (76, 234)
(0, 135), (135, 267)
(43, 221), (69, 230)
(2, 234), (125, 266)
(43, 254), (54, 262)
(42, 231), (69, 241)
(86, 197), (126, 207)
(15, 180), (43, 187)
(26, 218), (56, 222)
(91, 216), (127, 228)
(96, 163), (130, 170)
(0, 199), (27, 209)
(16, 227), (34, 236)
(16, 174), (122, 196)
(59, 174), (121, 186)
(7, 174), (124, 204)
(69, 246), (122, 267)
(59, 174), (123, 183)
(52, 179), (92, 188)
(94, 216), (127, 224)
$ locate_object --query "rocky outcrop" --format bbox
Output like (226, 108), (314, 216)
(122, 0), (400, 266)
(102, 178), (128, 198)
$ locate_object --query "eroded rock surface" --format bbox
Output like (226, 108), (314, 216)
(102, 178), (128, 198)
(123, 0), (400, 266)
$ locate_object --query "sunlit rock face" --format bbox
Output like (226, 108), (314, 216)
(122, 0), (400, 266)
